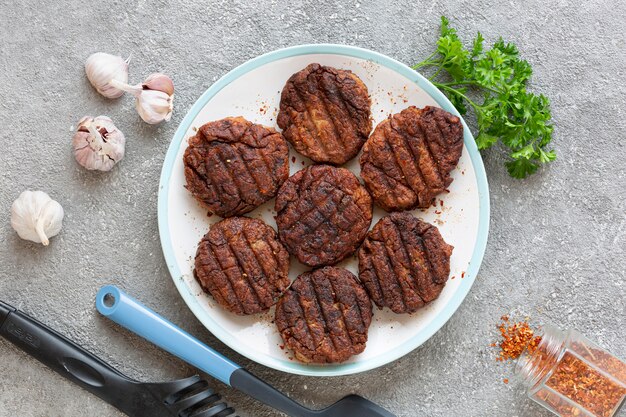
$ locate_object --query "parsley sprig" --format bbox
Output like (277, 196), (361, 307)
(413, 17), (555, 178)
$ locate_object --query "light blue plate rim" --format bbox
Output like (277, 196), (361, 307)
(158, 44), (490, 376)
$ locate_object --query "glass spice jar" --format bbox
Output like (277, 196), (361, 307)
(515, 325), (626, 417)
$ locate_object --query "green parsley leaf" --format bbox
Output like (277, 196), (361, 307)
(413, 16), (556, 178)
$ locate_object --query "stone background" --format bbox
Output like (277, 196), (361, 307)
(0, 0), (624, 416)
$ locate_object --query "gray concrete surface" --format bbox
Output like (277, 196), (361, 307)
(1, 0), (625, 416)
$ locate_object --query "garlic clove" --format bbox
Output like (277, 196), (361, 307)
(85, 52), (130, 99)
(135, 89), (173, 124)
(143, 73), (174, 96)
(72, 115), (126, 171)
(108, 73), (174, 124)
(11, 190), (64, 246)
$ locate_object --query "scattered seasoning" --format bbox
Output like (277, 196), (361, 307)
(291, 156), (296, 163)
(461, 271), (466, 278)
(495, 315), (542, 362)
(503, 378), (509, 384)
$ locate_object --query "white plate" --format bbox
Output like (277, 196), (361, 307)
(158, 44), (490, 376)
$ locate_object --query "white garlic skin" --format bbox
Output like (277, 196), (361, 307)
(11, 190), (64, 246)
(110, 73), (174, 124)
(72, 116), (126, 171)
(85, 53), (129, 99)
(135, 89), (173, 124)
(143, 73), (174, 96)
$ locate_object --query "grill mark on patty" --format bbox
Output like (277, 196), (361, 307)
(326, 273), (357, 346)
(282, 186), (335, 231)
(194, 217), (290, 315)
(184, 117), (289, 217)
(381, 125), (416, 207)
(255, 143), (279, 191)
(307, 275), (341, 355)
(186, 155), (217, 199)
(417, 117), (445, 188)
(218, 228), (264, 313)
(381, 232), (410, 312)
(313, 72), (349, 155)
(415, 235), (440, 302)
(361, 161), (402, 209)
(294, 287), (318, 352)
(360, 107), (462, 211)
(278, 64), (371, 165)
(291, 83), (332, 158)
(357, 213), (452, 313)
(233, 230), (274, 308)
(275, 267), (372, 363)
(241, 227), (275, 290)
(374, 239), (405, 312)
(208, 147), (243, 206)
(391, 220), (428, 307)
(334, 75), (366, 137)
(244, 225), (282, 281)
(276, 165), (372, 267)
(359, 243), (386, 306)
(433, 113), (462, 179)
(321, 72), (360, 151)
(228, 145), (264, 201)
(299, 189), (341, 239)
(205, 240), (246, 313)
(236, 127), (279, 192)
(392, 122), (431, 198)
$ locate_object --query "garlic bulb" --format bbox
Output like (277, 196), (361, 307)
(109, 73), (174, 124)
(72, 116), (126, 171)
(11, 190), (64, 246)
(85, 52), (130, 99)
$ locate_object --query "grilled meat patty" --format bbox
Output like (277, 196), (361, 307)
(277, 63), (372, 165)
(275, 164), (372, 267)
(194, 216), (290, 315)
(275, 267), (373, 363)
(358, 212), (453, 314)
(184, 117), (290, 218)
(360, 106), (463, 211)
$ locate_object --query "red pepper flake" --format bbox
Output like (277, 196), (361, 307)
(494, 316), (542, 362)
(461, 271), (466, 278)
(503, 378), (509, 384)
(533, 347), (626, 417)
(440, 200), (444, 207)
(291, 156), (296, 163)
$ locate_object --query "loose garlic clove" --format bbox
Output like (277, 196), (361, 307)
(135, 89), (173, 124)
(85, 52), (130, 99)
(72, 116), (126, 171)
(11, 190), (64, 246)
(109, 73), (174, 124)
(143, 73), (174, 96)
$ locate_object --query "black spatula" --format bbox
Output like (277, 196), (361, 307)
(96, 285), (397, 417)
(0, 300), (236, 417)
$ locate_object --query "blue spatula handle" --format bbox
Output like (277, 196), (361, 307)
(96, 285), (318, 417)
(95, 285), (240, 385)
